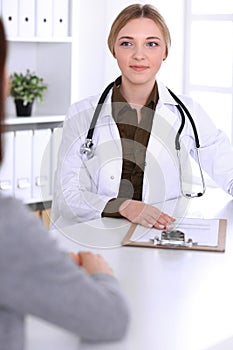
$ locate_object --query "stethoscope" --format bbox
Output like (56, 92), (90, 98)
(80, 81), (206, 199)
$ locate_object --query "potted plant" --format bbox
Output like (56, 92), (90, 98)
(10, 69), (47, 117)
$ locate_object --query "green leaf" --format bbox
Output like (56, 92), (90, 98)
(9, 69), (48, 105)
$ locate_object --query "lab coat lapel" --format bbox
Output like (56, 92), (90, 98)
(84, 95), (122, 195)
(143, 103), (181, 204)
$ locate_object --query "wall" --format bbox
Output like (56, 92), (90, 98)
(72, 0), (185, 103)
(71, 0), (108, 102)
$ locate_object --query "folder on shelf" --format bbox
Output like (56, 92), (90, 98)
(50, 127), (63, 195)
(36, 0), (53, 37)
(53, 0), (69, 37)
(18, 0), (35, 37)
(1, 0), (18, 37)
(0, 131), (14, 197)
(122, 217), (227, 252)
(32, 129), (51, 201)
(14, 130), (33, 201)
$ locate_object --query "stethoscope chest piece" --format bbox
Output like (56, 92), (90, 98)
(80, 138), (95, 160)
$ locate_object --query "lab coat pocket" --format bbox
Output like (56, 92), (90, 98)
(83, 155), (121, 197)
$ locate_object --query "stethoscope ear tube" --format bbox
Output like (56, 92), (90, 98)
(175, 104), (185, 150)
(80, 81), (114, 158)
(167, 88), (200, 149)
(86, 81), (114, 141)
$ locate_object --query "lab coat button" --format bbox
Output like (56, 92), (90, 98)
(110, 176), (115, 180)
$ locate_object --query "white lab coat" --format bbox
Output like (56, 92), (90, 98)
(51, 81), (233, 228)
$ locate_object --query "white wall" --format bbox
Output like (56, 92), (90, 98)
(72, 0), (184, 103)
(71, 0), (108, 102)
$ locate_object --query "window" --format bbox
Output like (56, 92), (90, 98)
(183, 1), (233, 142)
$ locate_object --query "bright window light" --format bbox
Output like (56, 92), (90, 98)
(190, 21), (233, 87)
(190, 91), (232, 140)
(191, 1), (233, 14)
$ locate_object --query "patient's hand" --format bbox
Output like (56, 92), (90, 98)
(119, 199), (175, 229)
(70, 251), (113, 276)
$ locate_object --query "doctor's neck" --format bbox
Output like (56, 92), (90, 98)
(119, 76), (155, 110)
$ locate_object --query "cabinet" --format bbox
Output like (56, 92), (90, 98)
(2, 0), (74, 118)
(0, 0), (78, 211)
(0, 116), (64, 209)
(6, 39), (72, 117)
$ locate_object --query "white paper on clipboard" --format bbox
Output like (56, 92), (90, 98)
(130, 217), (220, 246)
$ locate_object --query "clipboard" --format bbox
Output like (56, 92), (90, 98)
(122, 218), (227, 252)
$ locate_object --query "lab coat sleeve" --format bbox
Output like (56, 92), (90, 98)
(52, 101), (119, 226)
(188, 99), (233, 195)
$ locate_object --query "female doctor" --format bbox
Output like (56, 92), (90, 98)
(51, 4), (233, 230)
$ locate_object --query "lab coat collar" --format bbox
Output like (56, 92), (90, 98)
(157, 80), (179, 107)
(92, 79), (178, 120)
(95, 88), (113, 121)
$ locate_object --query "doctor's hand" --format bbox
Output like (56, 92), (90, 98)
(70, 251), (114, 276)
(119, 200), (175, 229)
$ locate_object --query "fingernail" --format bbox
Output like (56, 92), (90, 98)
(167, 223), (175, 230)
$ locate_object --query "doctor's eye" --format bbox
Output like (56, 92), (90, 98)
(146, 41), (159, 47)
(120, 41), (132, 47)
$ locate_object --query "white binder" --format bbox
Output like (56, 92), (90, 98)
(36, 0), (53, 37)
(0, 132), (14, 197)
(51, 127), (63, 195)
(14, 130), (32, 201)
(32, 129), (51, 201)
(53, 0), (69, 37)
(18, 0), (35, 37)
(1, 0), (19, 37)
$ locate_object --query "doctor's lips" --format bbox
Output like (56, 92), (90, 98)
(130, 65), (149, 72)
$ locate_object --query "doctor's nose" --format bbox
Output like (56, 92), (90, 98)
(132, 45), (146, 60)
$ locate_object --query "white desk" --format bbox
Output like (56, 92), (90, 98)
(26, 188), (233, 350)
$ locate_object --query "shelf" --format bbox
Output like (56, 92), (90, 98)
(4, 115), (65, 131)
(27, 199), (52, 211)
(5, 115), (65, 124)
(7, 37), (73, 43)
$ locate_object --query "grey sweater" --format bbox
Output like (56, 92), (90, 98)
(0, 195), (130, 350)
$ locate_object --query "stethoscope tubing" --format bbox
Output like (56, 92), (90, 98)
(80, 79), (206, 198)
(86, 81), (114, 141)
(167, 88), (200, 149)
(84, 82), (200, 151)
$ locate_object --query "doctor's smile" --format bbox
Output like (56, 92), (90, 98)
(130, 65), (149, 72)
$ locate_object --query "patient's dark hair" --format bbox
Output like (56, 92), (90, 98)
(0, 18), (7, 164)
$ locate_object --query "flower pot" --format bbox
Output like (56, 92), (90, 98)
(14, 99), (33, 117)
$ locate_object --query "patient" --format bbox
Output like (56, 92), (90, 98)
(0, 18), (129, 350)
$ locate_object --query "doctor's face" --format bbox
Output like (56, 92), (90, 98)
(114, 17), (166, 88)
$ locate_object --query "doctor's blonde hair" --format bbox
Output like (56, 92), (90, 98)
(108, 4), (171, 58)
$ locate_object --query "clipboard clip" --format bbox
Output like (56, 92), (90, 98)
(151, 230), (198, 247)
